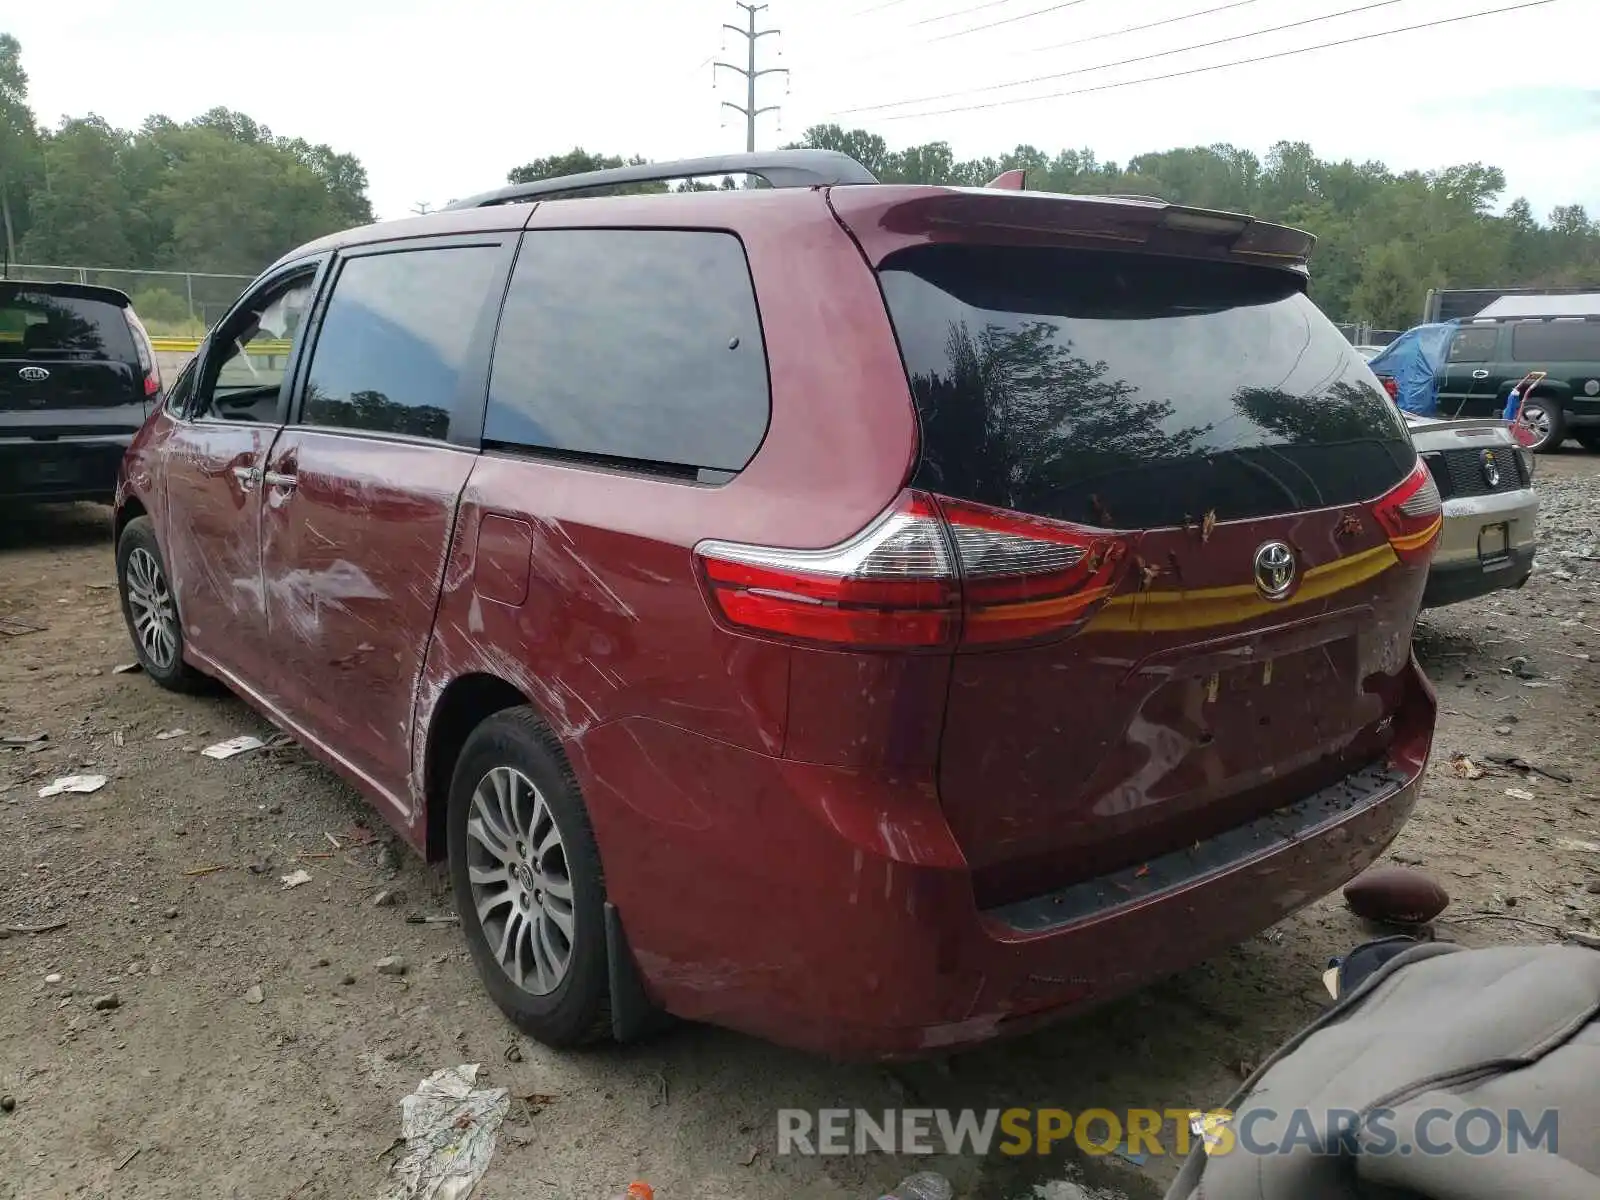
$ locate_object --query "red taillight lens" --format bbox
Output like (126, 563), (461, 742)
(936, 496), (1129, 644)
(696, 493), (960, 649)
(123, 307), (162, 398)
(695, 491), (1131, 650)
(1370, 462), (1442, 564)
(1379, 375), (1398, 402)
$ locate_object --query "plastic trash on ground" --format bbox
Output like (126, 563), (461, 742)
(879, 1172), (953, 1200)
(38, 774), (108, 798)
(202, 735), (265, 760)
(382, 1064), (509, 1200)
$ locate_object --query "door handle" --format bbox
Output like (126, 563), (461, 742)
(1472, 369), (1490, 379)
(263, 471), (298, 491)
(231, 465), (261, 489)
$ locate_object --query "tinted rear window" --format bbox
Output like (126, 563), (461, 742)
(0, 288), (137, 362)
(485, 229), (769, 475)
(1510, 321), (1600, 362)
(879, 245), (1414, 530)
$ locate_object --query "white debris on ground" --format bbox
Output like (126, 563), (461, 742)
(201, 735), (265, 760)
(382, 1064), (510, 1200)
(36, 774), (107, 798)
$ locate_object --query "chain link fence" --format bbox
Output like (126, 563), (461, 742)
(0, 263), (255, 336)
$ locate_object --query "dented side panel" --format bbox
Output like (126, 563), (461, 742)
(258, 429), (475, 817)
(159, 419), (277, 678)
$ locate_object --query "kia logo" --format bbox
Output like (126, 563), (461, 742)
(17, 366), (49, 383)
(1253, 541), (1296, 601)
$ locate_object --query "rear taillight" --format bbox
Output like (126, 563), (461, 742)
(1370, 462), (1442, 564)
(935, 496), (1129, 644)
(123, 308), (161, 398)
(694, 491), (1131, 650)
(1379, 375), (1399, 402)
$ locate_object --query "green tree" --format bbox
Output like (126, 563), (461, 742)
(0, 32), (40, 263)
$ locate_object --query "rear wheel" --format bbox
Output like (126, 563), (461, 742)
(448, 707), (610, 1048)
(115, 516), (207, 692)
(1518, 394), (1565, 452)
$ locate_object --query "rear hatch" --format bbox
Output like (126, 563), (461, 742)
(1, 283), (149, 438)
(838, 189), (1436, 905)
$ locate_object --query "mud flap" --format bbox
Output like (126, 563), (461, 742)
(605, 901), (669, 1043)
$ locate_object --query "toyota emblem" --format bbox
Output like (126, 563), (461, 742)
(17, 366), (49, 383)
(1253, 541), (1296, 601)
(1481, 449), (1500, 488)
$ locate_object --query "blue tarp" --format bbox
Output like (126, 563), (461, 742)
(1366, 322), (1459, 417)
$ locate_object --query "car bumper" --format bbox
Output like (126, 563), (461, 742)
(0, 434), (132, 502)
(1422, 487), (1538, 608)
(581, 657), (1435, 1060)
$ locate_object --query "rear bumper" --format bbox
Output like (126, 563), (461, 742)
(0, 434), (131, 502)
(1421, 488), (1537, 608)
(1423, 546), (1535, 608)
(586, 658), (1435, 1059)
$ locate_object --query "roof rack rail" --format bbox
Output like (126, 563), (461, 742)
(446, 149), (878, 210)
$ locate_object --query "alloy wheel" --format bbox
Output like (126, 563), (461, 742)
(1522, 403), (1554, 449)
(126, 547), (178, 671)
(465, 766), (576, 996)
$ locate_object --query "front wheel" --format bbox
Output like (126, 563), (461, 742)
(449, 707), (611, 1048)
(116, 516), (207, 692)
(1517, 395), (1565, 452)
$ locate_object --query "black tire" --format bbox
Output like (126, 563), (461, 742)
(115, 516), (208, 693)
(448, 707), (611, 1048)
(1572, 428), (1600, 453)
(1518, 393), (1565, 452)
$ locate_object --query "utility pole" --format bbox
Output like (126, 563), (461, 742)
(715, 3), (787, 153)
(411, 202), (433, 216)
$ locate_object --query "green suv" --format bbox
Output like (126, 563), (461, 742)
(1433, 317), (1600, 451)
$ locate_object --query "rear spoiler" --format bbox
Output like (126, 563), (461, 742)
(827, 185), (1316, 270)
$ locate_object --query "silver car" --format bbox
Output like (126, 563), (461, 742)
(1404, 413), (1538, 607)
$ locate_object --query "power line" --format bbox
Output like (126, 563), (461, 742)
(914, 0), (1027, 26)
(876, 0), (1558, 120)
(840, 0), (1415, 115)
(929, 0), (1095, 41)
(715, 2), (788, 152)
(1027, 0), (1268, 55)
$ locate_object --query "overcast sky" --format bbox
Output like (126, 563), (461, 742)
(9, 0), (1598, 223)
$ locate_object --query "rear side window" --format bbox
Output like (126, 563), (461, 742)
(1510, 321), (1600, 362)
(0, 287), (138, 362)
(485, 229), (769, 475)
(1448, 326), (1499, 362)
(301, 246), (500, 441)
(878, 245), (1414, 530)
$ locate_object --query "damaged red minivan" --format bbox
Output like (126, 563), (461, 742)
(113, 151), (1438, 1058)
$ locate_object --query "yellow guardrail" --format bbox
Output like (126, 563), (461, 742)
(151, 337), (292, 355)
(2, 333), (291, 356)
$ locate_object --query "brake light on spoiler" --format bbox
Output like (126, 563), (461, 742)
(695, 491), (1131, 650)
(1370, 461), (1442, 564)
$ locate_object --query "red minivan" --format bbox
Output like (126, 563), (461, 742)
(113, 151), (1439, 1058)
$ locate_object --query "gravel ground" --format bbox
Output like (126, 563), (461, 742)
(2, 451), (1598, 1200)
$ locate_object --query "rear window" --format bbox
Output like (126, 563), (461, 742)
(1510, 320), (1600, 362)
(878, 245), (1414, 530)
(0, 287), (138, 362)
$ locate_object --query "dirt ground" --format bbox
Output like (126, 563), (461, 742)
(3, 453), (1598, 1200)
